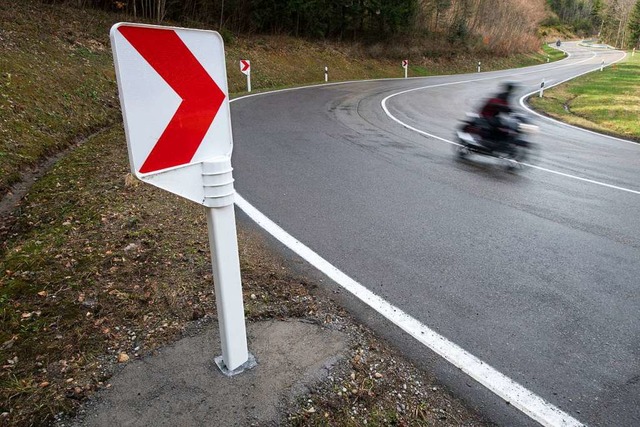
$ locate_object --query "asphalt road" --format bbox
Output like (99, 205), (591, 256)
(230, 42), (638, 426)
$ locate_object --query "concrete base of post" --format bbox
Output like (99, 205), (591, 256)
(215, 353), (257, 377)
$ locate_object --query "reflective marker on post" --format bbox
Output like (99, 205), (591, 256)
(240, 59), (251, 92)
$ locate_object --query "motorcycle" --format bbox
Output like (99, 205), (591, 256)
(454, 112), (539, 170)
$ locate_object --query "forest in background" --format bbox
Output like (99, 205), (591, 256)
(46, 0), (548, 55)
(545, 0), (640, 48)
(42, 0), (640, 52)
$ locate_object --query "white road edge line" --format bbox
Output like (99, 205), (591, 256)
(234, 193), (584, 427)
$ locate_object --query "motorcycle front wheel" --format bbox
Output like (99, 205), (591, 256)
(455, 142), (470, 159)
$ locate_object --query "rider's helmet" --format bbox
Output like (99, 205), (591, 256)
(502, 81), (519, 94)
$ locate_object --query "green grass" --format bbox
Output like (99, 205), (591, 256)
(542, 43), (568, 62)
(0, 1), (121, 197)
(529, 51), (640, 141)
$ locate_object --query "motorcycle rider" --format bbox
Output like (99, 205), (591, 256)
(479, 82), (517, 150)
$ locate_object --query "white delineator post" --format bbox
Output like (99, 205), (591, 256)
(240, 60), (251, 92)
(203, 158), (255, 375)
(324, 66), (328, 82)
(110, 23), (256, 377)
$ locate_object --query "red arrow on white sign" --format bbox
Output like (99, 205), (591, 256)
(240, 59), (250, 75)
(117, 26), (226, 174)
(111, 23), (233, 205)
(111, 24), (252, 376)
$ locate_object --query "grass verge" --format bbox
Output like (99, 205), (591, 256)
(528, 50), (640, 141)
(541, 43), (567, 62)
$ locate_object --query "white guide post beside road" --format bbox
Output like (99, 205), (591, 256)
(110, 22), (254, 375)
(240, 59), (251, 92)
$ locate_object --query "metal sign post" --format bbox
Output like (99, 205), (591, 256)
(202, 159), (254, 375)
(110, 23), (255, 376)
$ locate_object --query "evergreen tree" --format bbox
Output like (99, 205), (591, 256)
(591, 0), (604, 29)
(629, 0), (640, 48)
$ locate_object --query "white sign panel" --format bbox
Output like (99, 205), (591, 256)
(110, 23), (233, 205)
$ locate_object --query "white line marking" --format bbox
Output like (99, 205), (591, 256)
(234, 193), (584, 427)
(520, 163), (640, 195)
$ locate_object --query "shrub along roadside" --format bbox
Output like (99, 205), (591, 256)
(528, 51), (640, 141)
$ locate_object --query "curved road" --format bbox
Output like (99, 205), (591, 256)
(230, 42), (638, 426)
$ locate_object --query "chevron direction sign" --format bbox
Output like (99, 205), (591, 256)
(110, 24), (253, 375)
(240, 59), (250, 75)
(110, 23), (233, 204)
